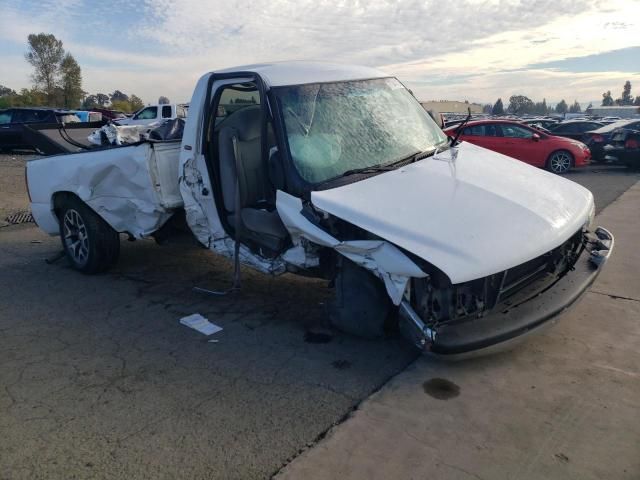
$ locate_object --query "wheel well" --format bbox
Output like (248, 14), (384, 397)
(52, 191), (83, 218)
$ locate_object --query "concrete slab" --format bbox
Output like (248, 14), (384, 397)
(588, 182), (640, 302)
(276, 182), (640, 480)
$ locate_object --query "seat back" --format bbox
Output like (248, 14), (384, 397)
(218, 105), (271, 214)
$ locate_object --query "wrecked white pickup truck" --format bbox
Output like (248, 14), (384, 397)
(26, 62), (613, 356)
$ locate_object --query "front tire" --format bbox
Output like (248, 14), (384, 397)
(329, 258), (390, 339)
(58, 197), (120, 273)
(546, 150), (573, 174)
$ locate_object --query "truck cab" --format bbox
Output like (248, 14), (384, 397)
(116, 103), (188, 126)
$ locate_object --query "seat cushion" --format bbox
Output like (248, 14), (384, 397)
(240, 208), (288, 239)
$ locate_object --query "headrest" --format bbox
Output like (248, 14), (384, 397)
(218, 105), (261, 141)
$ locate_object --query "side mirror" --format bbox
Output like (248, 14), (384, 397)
(532, 133), (541, 141)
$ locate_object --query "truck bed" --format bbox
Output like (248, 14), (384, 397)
(27, 140), (183, 238)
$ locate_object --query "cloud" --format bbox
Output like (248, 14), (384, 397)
(136, 0), (600, 67)
(528, 46), (640, 73)
(1, 0), (639, 105)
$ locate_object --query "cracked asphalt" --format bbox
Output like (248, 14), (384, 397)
(1, 153), (639, 479)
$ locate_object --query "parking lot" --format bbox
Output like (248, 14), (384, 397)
(1, 153), (639, 479)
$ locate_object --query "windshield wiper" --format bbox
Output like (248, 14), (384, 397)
(450, 107), (472, 147)
(336, 146), (445, 179)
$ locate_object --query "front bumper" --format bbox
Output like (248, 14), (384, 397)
(399, 227), (614, 358)
(604, 145), (639, 166)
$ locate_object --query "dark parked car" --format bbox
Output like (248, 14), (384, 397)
(548, 120), (604, 142)
(88, 107), (128, 121)
(583, 119), (640, 162)
(523, 119), (559, 130)
(604, 128), (640, 169)
(0, 108), (80, 152)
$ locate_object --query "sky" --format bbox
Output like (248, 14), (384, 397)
(0, 0), (639, 107)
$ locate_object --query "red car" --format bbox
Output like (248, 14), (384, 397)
(444, 120), (590, 174)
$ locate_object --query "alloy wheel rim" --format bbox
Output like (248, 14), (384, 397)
(550, 152), (571, 173)
(63, 209), (89, 265)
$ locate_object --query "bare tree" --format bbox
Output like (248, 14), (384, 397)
(158, 96), (170, 104)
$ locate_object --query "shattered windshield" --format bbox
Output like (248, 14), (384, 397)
(275, 78), (447, 185)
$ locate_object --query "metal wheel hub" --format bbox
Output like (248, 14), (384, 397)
(550, 152), (571, 173)
(63, 209), (89, 265)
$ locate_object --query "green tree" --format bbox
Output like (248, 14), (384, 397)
(616, 80), (632, 105)
(25, 33), (65, 105)
(110, 100), (132, 113)
(0, 85), (16, 97)
(533, 98), (549, 115)
(491, 98), (504, 115)
(59, 53), (83, 108)
(96, 93), (109, 106)
(555, 99), (568, 114)
(82, 94), (98, 109)
(482, 104), (492, 114)
(110, 90), (129, 103)
(129, 94), (144, 111)
(634, 96), (640, 106)
(602, 91), (614, 106)
(568, 100), (581, 113)
(508, 95), (534, 114)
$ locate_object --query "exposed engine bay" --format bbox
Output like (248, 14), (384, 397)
(410, 228), (585, 330)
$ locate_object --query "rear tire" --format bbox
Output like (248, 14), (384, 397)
(329, 258), (390, 339)
(57, 197), (120, 273)
(546, 150), (573, 174)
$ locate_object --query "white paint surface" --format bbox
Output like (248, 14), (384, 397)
(28, 141), (182, 237)
(311, 142), (594, 284)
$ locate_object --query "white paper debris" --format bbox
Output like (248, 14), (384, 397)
(179, 313), (223, 336)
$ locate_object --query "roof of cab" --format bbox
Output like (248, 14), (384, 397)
(214, 61), (390, 87)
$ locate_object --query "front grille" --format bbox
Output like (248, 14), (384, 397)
(498, 229), (583, 302)
(411, 228), (585, 328)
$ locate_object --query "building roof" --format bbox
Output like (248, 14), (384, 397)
(214, 61), (390, 87)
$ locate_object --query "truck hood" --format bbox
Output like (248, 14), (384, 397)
(310, 142), (594, 284)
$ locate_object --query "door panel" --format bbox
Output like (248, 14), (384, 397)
(0, 111), (23, 147)
(497, 124), (547, 166)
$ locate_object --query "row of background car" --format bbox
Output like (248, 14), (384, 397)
(2, 105), (637, 173)
(0, 104), (188, 152)
(443, 113), (640, 167)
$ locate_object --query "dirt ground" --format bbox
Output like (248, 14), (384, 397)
(1, 153), (639, 479)
(0, 153), (35, 225)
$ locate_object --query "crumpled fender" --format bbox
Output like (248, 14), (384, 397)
(31, 144), (175, 237)
(276, 191), (427, 304)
